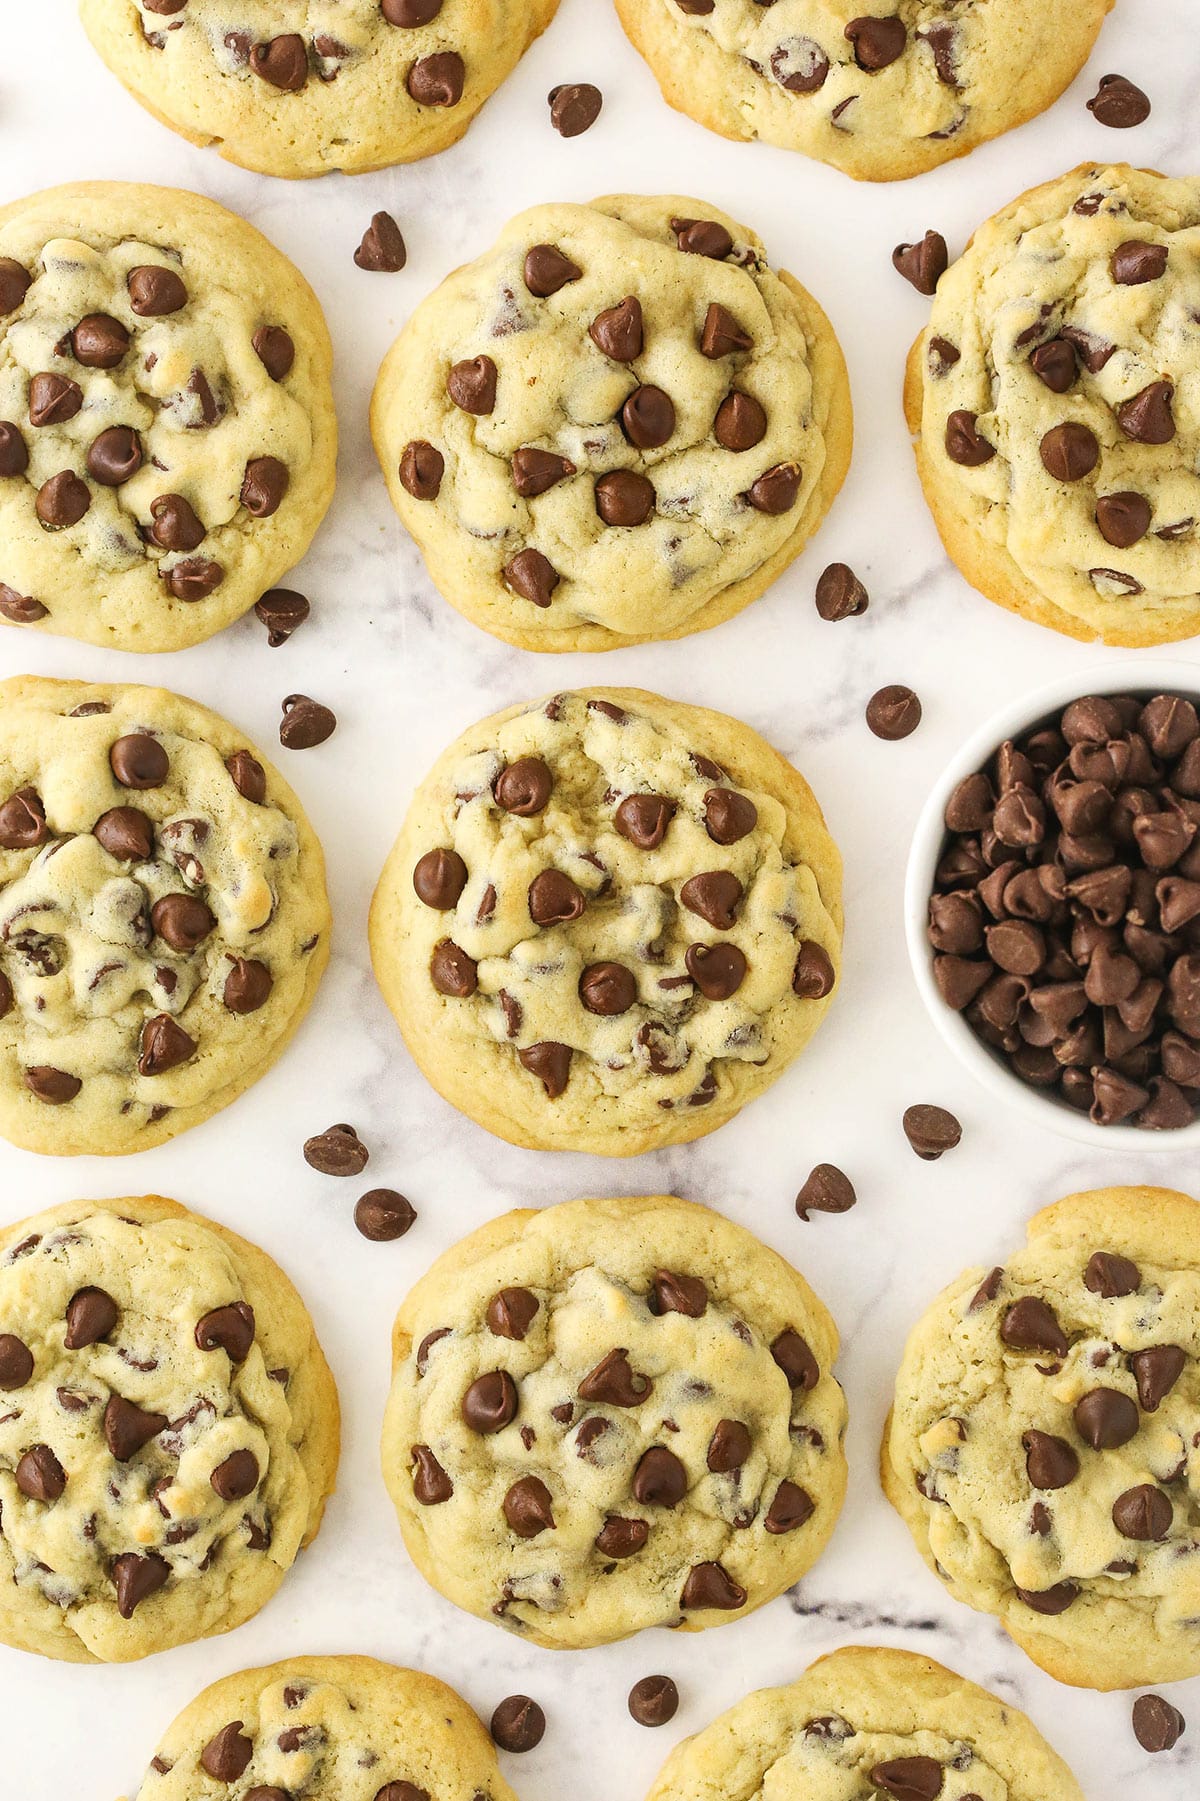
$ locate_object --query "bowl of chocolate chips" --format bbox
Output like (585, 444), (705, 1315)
(906, 664), (1200, 1146)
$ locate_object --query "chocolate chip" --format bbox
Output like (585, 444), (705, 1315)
(1001, 1296), (1068, 1355)
(548, 82), (602, 136)
(382, 0), (444, 21)
(579, 961), (636, 1015)
(1132, 1344), (1185, 1411)
(355, 211), (407, 272)
(628, 1676), (678, 1727)
(684, 942), (746, 999)
(28, 372), (82, 428)
(223, 958), (272, 1014)
(680, 871), (742, 928)
(87, 426), (142, 487)
(1112, 1483), (1172, 1540)
(590, 296), (642, 361)
(1022, 1429), (1079, 1489)
(304, 1123), (369, 1177)
(463, 1370), (518, 1433)
(1030, 338), (1077, 393)
(254, 588), (309, 647)
(162, 557), (224, 601)
(1084, 1250), (1140, 1297)
(595, 469), (655, 526)
(0, 786), (47, 849)
(703, 787), (756, 844)
(486, 1288), (539, 1341)
(195, 1302), (255, 1362)
(411, 1443), (452, 1504)
(138, 1014), (194, 1075)
(448, 355), (497, 414)
(0, 1335), (33, 1389)
(399, 440), (444, 500)
(745, 462), (800, 514)
(517, 1041), (572, 1097)
(253, 325), (295, 381)
(701, 303), (752, 358)
(127, 265), (187, 316)
(652, 1269), (707, 1317)
(615, 793), (675, 849)
(251, 33), (308, 88)
(944, 409), (994, 465)
(1111, 239), (1168, 285)
(671, 216), (733, 259)
(504, 548), (560, 606)
(867, 686), (922, 740)
(16, 1443), (66, 1503)
(575, 1349), (650, 1410)
(241, 455), (289, 519)
(633, 1446), (688, 1506)
(211, 1448), (260, 1502)
(36, 470), (90, 530)
(151, 893), (215, 952)
(226, 750), (266, 805)
(795, 1164), (856, 1219)
(430, 938), (478, 998)
(490, 1696), (544, 1753)
(105, 1393), (167, 1461)
(408, 50), (464, 105)
(901, 1103), (961, 1159)
(622, 385), (676, 449)
(529, 868), (586, 925)
(1074, 1386), (1139, 1449)
(110, 734), (168, 789)
(200, 1722), (254, 1781)
(1117, 381), (1174, 443)
(680, 1561), (746, 1610)
(513, 447), (576, 497)
(0, 259), (31, 314)
(72, 313), (129, 368)
(279, 693), (335, 749)
(524, 244), (582, 297)
(0, 422), (27, 477)
(1088, 74), (1151, 127)
(869, 1759), (944, 1801)
(24, 1066), (81, 1104)
(771, 1328), (818, 1390)
(814, 563), (868, 621)
(112, 1551), (169, 1620)
(503, 1474), (555, 1536)
(1040, 421), (1099, 481)
(792, 941), (835, 999)
(893, 232), (948, 295)
(65, 1286), (118, 1350)
(1016, 1580), (1078, 1615)
(594, 1515), (648, 1558)
(1132, 1694), (1185, 1753)
(148, 494), (206, 553)
(1096, 491), (1151, 548)
(351, 1188), (414, 1243)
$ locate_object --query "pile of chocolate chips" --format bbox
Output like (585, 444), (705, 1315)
(928, 693), (1200, 1130)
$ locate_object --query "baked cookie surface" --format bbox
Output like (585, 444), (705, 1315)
(0, 182), (335, 651)
(0, 676), (329, 1156)
(643, 1645), (1083, 1801)
(371, 195), (851, 651)
(370, 688), (842, 1155)
(382, 1194), (846, 1648)
(908, 163), (1200, 646)
(883, 1186), (1200, 1689)
(0, 1194), (338, 1664)
(80, 0), (559, 179)
(121, 1655), (513, 1799)
(615, 1), (1112, 182)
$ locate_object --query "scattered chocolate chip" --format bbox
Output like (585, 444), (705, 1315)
(893, 232), (948, 295)
(1111, 239), (1168, 286)
(1088, 73), (1151, 128)
(254, 588), (309, 646)
(148, 494), (205, 552)
(304, 1123), (369, 1177)
(355, 211), (407, 272)
(867, 685), (922, 741)
(628, 1675), (678, 1727)
(529, 868), (586, 925)
(595, 1515), (648, 1557)
(279, 693), (336, 749)
(548, 82), (602, 136)
(596, 469), (655, 526)
(137, 1014), (194, 1075)
(355, 1189), (415, 1241)
(701, 303), (752, 358)
(1112, 1483), (1172, 1541)
(1132, 1693), (1184, 1752)
(490, 1696), (545, 1753)
(815, 563), (868, 621)
(795, 1164), (856, 1219)
(211, 1448), (260, 1502)
(902, 1103), (961, 1159)
(0, 422), (28, 477)
(1117, 381), (1175, 444)
(1001, 1296), (1068, 1355)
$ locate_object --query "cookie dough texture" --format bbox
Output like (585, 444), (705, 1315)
(0, 1195), (338, 1664)
(0, 182), (335, 651)
(884, 1186), (1200, 1689)
(121, 1655), (513, 1800)
(0, 676), (330, 1156)
(908, 163), (1200, 646)
(616, 1), (1112, 182)
(81, 0), (559, 179)
(371, 195), (851, 651)
(643, 1645), (1083, 1801)
(370, 688), (842, 1155)
(382, 1194), (847, 1648)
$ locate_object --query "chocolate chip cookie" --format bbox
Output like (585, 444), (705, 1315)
(907, 163), (1200, 645)
(122, 1655), (514, 1798)
(0, 182), (335, 651)
(615, 2), (1113, 182)
(0, 676), (329, 1156)
(81, 1), (559, 179)
(883, 1185), (1200, 1689)
(381, 1194), (846, 1648)
(370, 196), (851, 651)
(369, 688), (842, 1154)
(0, 1195), (338, 1663)
(643, 1645), (1084, 1801)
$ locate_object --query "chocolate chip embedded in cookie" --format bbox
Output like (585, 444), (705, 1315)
(0, 676), (329, 1156)
(125, 1656), (515, 1800)
(81, 0), (561, 179)
(883, 1185), (1200, 1688)
(0, 1196), (338, 1663)
(614, 1), (1112, 182)
(369, 688), (842, 1155)
(642, 1647), (1084, 1801)
(382, 1194), (846, 1647)
(371, 196), (851, 651)
(0, 181), (335, 652)
(907, 163), (1200, 646)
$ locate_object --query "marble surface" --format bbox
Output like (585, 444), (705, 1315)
(3, 2), (1199, 1795)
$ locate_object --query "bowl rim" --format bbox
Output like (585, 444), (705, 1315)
(904, 656), (1200, 1151)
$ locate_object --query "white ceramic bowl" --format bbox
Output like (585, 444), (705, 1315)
(905, 658), (1200, 1151)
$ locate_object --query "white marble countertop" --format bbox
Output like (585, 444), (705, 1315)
(3, 2), (1199, 1795)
